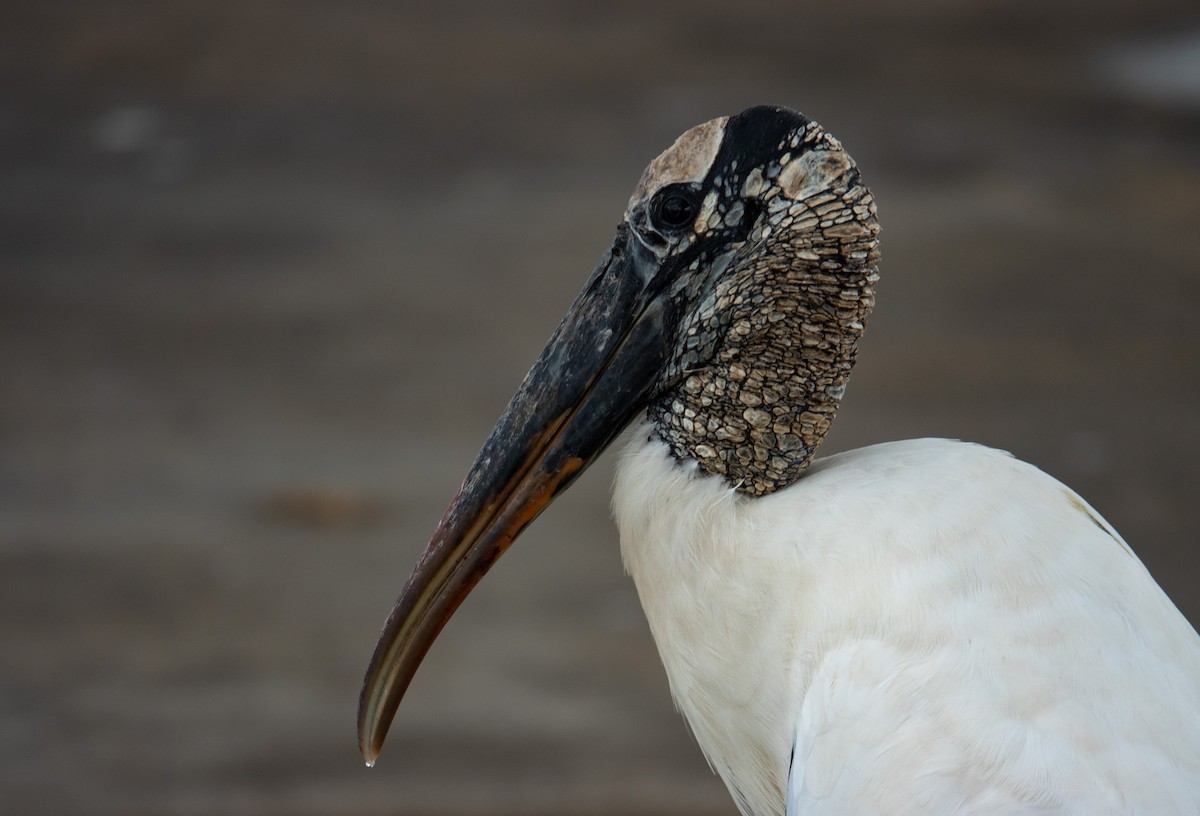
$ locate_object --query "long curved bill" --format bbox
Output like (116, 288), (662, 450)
(358, 224), (672, 765)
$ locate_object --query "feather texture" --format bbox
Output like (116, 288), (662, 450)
(615, 428), (1200, 816)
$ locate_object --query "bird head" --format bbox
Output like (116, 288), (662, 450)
(358, 105), (880, 763)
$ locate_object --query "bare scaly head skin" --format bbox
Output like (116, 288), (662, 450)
(624, 108), (881, 495)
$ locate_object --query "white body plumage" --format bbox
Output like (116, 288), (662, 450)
(616, 428), (1200, 816)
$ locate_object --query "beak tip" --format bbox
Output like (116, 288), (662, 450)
(357, 696), (385, 767)
(358, 627), (401, 770)
(360, 736), (381, 768)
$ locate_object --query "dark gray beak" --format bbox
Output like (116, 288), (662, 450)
(358, 223), (676, 765)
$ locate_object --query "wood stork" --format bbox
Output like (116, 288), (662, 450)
(358, 105), (1200, 814)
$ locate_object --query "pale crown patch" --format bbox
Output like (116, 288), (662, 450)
(627, 116), (728, 217)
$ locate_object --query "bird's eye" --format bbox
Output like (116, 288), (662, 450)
(652, 187), (699, 233)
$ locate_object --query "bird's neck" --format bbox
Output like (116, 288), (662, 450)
(650, 251), (879, 496)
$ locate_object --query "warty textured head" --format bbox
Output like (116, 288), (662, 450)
(625, 105), (881, 496)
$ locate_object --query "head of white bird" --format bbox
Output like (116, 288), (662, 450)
(358, 105), (881, 764)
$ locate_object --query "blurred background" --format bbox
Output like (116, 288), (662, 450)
(2, 1), (1198, 814)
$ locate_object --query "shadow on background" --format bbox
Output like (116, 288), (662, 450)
(2, 2), (1198, 814)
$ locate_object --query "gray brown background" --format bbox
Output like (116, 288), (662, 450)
(2, 2), (1198, 814)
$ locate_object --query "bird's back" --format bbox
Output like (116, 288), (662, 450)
(615, 432), (1200, 816)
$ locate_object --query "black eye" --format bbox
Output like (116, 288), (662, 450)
(652, 187), (698, 232)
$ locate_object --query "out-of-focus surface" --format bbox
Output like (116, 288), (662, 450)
(2, 2), (1198, 814)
